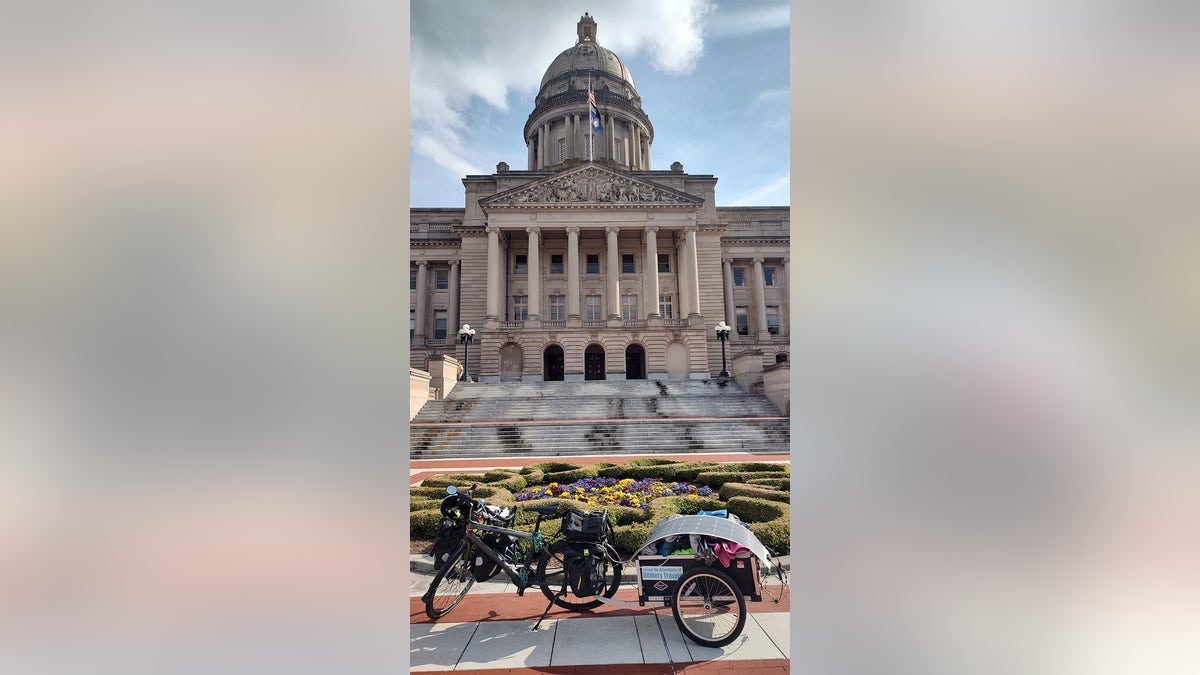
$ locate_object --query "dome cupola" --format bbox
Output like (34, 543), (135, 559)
(524, 13), (653, 172)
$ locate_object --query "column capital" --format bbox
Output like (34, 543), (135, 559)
(485, 225), (501, 235)
(417, 259), (429, 268)
(752, 257), (765, 264)
(643, 225), (659, 236)
(683, 224), (698, 235)
(525, 225), (540, 234)
(565, 225), (580, 236)
(605, 225), (621, 236)
(782, 257), (789, 264)
(449, 258), (461, 268)
(722, 257), (735, 265)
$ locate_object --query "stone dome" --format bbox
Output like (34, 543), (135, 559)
(536, 13), (639, 106)
(524, 13), (653, 171)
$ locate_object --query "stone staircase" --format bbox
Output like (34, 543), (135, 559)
(410, 379), (789, 458)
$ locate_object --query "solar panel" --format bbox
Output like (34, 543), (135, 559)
(635, 514), (773, 565)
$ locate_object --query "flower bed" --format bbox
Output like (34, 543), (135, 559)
(516, 477), (715, 509)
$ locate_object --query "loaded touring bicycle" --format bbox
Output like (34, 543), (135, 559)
(422, 484), (787, 648)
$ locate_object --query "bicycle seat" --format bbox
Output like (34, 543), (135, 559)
(524, 504), (561, 516)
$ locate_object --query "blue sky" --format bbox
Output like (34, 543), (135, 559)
(410, 0), (789, 208)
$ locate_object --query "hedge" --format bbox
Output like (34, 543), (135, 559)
(543, 464), (601, 484)
(721, 462), (788, 474)
(750, 516), (791, 555)
(419, 473), (490, 489)
(694, 471), (791, 490)
(725, 495), (787, 523)
(598, 461), (720, 482)
(718, 483), (790, 504)
(410, 497), (440, 513)
(410, 509), (444, 539)
(747, 477), (790, 491)
(524, 461), (581, 474)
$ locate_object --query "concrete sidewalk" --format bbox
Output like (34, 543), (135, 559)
(410, 567), (790, 673)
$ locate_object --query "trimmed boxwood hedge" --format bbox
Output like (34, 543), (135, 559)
(694, 471), (792, 489)
(725, 495), (787, 523)
(718, 482), (790, 503)
(412, 458), (792, 558)
(747, 477), (790, 491)
(750, 516), (791, 555)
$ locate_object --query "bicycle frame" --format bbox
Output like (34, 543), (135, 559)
(452, 519), (547, 592)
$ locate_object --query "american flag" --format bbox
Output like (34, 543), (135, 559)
(587, 85), (596, 107)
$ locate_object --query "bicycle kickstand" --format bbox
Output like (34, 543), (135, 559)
(532, 581), (570, 631)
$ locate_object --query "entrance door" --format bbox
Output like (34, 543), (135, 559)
(625, 344), (646, 380)
(584, 344), (606, 380)
(543, 345), (565, 381)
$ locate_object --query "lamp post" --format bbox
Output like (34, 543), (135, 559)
(458, 324), (476, 382)
(715, 321), (731, 379)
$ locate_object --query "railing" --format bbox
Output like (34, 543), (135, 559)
(623, 320), (647, 328)
(500, 321), (524, 329)
(661, 319), (688, 327)
(582, 320), (608, 328)
(542, 320), (566, 328)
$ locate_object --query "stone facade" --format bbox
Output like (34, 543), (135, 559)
(410, 15), (789, 382)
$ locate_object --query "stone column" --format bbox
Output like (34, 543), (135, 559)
(675, 234), (687, 316)
(606, 225), (620, 318)
(684, 225), (700, 317)
(752, 257), (769, 340)
(447, 259), (461, 334)
(526, 226), (541, 320)
(566, 226), (580, 318)
(485, 226), (501, 319)
(644, 226), (660, 318)
(632, 126), (640, 169)
(568, 114), (575, 159)
(781, 256), (790, 336)
(527, 139), (534, 169)
(722, 257), (736, 328)
(414, 260), (428, 341)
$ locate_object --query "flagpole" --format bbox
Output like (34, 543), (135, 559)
(587, 75), (593, 162)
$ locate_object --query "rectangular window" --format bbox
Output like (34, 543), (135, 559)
(559, 138), (566, 163)
(585, 295), (602, 321)
(735, 307), (749, 335)
(434, 310), (447, 339)
(585, 135), (593, 158)
(434, 269), (449, 290)
(410, 271), (416, 290)
(622, 294), (638, 320)
(549, 295), (565, 321)
(657, 253), (670, 273)
(550, 254), (564, 274)
(733, 268), (746, 287)
(767, 307), (780, 335)
(622, 253), (635, 273)
(410, 310), (415, 339)
(586, 254), (600, 274)
(614, 143), (623, 164)
(764, 267), (776, 286)
(658, 294), (673, 319)
(514, 255), (527, 274)
(512, 296), (528, 321)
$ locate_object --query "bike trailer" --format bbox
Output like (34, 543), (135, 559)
(632, 514), (774, 605)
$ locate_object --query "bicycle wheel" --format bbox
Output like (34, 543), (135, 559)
(536, 539), (621, 611)
(671, 565), (746, 648)
(423, 544), (475, 620)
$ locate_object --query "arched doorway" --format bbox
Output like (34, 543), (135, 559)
(499, 343), (523, 380)
(665, 342), (689, 379)
(625, 344), (646, 380)
(584, 344), (606, 380)
(543, 345), (565, 381)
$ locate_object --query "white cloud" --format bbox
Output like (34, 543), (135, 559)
(410, 0), (715, 181)
(730, 171), (790, 206)
(755, 88), (790, 105)
(706, 2), (790, 37)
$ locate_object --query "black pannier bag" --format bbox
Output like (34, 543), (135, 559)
(430, 517), (465, 567)
(471, 503), (517, 582)
(561, 508), (607, 542)
(563, 543), (607, 597)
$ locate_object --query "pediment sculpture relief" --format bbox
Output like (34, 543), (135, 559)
(493, 168), (689, 205)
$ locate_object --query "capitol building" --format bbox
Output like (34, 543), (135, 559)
(411, 14), (789, 383)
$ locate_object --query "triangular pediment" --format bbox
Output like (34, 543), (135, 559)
(481, 165), (703, 209)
